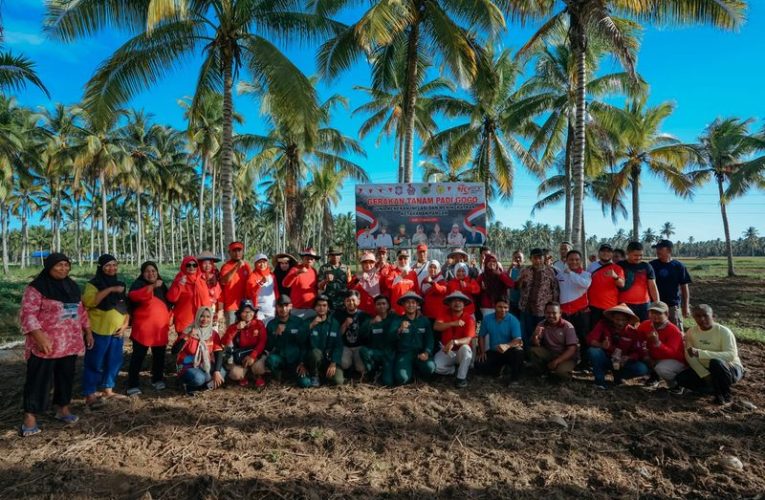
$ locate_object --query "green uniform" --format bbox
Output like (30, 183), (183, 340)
(319, 263), (350, 311)
(358, 313), (399, 386)
(265, 316), (311, 388)
(391, 314), (436, 385)
(306, 316), (344, 385)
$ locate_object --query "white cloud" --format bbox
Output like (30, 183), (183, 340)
(3, 30), (46, 46)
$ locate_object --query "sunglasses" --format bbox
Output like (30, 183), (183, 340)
(186, 263), (198, 268)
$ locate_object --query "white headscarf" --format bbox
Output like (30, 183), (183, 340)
(191, 306), (215, 374)
(419, 260), (442, 293)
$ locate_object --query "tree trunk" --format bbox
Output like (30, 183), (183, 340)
(198, 154), (208, 253)
(717, 175), (736, 277)
(1, 202), (8, 274)
(170, 204), (176, 263)
(99, 170), (109, 254)
(630, 166), (640, 241)
(75, 195), (82, 264)
(401, 19), (421, 183)
(89, 204), (95, 267)
(21, 203), (28, 269)
(569, 15), (587, 252)
(136, 191), (143, 264)
(211, 164), (217, 254)
(220, 51), (236, 244)
(564, 122), (573, 241)
(185, 209), (193, 257)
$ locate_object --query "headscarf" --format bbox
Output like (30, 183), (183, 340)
(481, 254), (507, 303)
(89, 254), (128, 314)
(454, 262), (469, 278)
(200, 260), (219, 290)
(191, 306), (215, 374)
(171, 256), (206, 311)
(129, 261), (171, 309)
(419, 260), (442, 294)
(274, 257), (294, 297)
(29, 252), (81, 303)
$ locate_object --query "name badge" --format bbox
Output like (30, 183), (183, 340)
(61, 303), (78, 321)
(290, 329), (298, 334)
(312, 331), (318, 336)
(372, 328), (383, 335)
(417, 328), (425, 333)
(330, 331), (337, 337)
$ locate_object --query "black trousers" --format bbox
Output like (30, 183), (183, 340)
(676, 359), (743, 397)
(564, 309), (591, 367)
(589, 307), (605, 331)
(23, 354), (77, 414)
(127, 340), (166, 389)
(476, 348), (524, 381)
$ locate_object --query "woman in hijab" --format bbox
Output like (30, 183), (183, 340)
(126, 261), (172, 396)
(222, 299), (268, 388)
(246, 254), (278, 325)
(418, 260), (448, 321)
(18, 253), (92, 437)
(348, 252), (380, 316)
(273, 253), (297, 299)
(82, 254), (130, 407)
(477, 254), (515, 318)
(197, 251), (223, 324)
(446, 263), (480, 317)
(166, 256), (212, 337)
(175, 306), (225, 394)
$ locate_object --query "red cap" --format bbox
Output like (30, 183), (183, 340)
(228, 241), (244, 251)
(416, 244), (428, 251)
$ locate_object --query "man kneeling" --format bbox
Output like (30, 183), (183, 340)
(529, 302), (578, 379)
(434, 291), (476, 388)
(305, 295), (344, 387)
(676, 304), (745, 405)
(475, 297), (524, 384)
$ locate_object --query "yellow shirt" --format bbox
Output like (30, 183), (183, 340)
(684, 323), (742, 378)
(82, 283), (128, 336)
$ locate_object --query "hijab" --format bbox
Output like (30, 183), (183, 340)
(172, 256), (207, 311)
(481, 255), (507, 302)
(200, 260), (219, 290)
(419, 260), (442, 294)
(29, 252), (81, 303)
(89, 254), (128, 314)
(129, 261), (171, 309)
(191, 306), (215, 373)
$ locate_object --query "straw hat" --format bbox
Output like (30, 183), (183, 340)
(603, 303), (640, 324)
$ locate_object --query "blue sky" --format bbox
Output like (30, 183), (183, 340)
(4, 0), (765, 242)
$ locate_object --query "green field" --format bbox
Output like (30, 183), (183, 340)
(1, 257), (763, 343)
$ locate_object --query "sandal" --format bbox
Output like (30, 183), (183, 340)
(85, 397), (107, 409)
(54, 414), (80, 425)
(19, 424), (41, 437)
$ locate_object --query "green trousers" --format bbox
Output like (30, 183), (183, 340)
(306, 348), (344, 386)
(265, 353), (311, 388)
(393, 351), (436, 386)
(358, 347), (394, 387)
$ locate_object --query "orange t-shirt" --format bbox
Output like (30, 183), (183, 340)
(588, 263), (625, 310)
(219, 260), (252, 312)
(436, 312), (476, 349)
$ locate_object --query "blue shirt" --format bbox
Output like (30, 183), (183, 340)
(479, 312), (522, 350)
(649, 259), (692, 307)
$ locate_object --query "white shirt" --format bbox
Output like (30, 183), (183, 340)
(375, 233), (393, 248)
(447, 232), (465, 247)
(357, 233), (376, 249)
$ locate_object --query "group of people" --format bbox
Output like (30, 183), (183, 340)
(17, 238), (745, 438)
(357, 222), (485, 249)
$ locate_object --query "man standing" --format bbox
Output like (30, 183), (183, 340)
(587, 244), (626, 328)
(637, 301), (686, 391)
(318, 246), (350, 312)
(410, 244), (429, 275)
(517, 248), (559, 347)
(650, 240), (692, 331)
(475, 298), (524, 384)
(618, 242), (659, 321)
(385, 250), (415, 314)
(529, 302), (578, 379)
(283, 248), (320, 319)
(676, 305), (744, 405)
(434, 291), (476, 388)
(552, 241), (573, 274)
(392, 292), (436, 385)
(219, 241), (251, 327)
(335, 290), (369, 377)
(265, 296), (311, 388)
(375, 226), (393, 249)
(305, 295), (344, 387)
(557, 250), (592, 368)
(357, 226), (376, 249)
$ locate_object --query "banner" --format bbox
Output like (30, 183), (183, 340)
(355, 183), (487, 250)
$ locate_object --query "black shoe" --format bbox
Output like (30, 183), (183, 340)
(455, 378), (468, 389)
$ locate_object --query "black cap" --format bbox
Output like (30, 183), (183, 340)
(598, 243), (614, 251)
(276, 295), (292, 306)
(652, 239), (673, 250)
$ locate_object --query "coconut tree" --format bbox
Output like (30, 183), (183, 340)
(521, 0), (747, 249)
(661, 221), (676, 241)
(687, 117), (765, 276)
(45, 0), (341, 245)
(641, 227), (657, 245)
(591, 98), (697, 240)
(742, 227), (760, 257)
(0, 47), (49, 97)
(315, 0), (513, 182)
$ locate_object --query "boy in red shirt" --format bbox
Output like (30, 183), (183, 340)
(433, 291), (476, 388)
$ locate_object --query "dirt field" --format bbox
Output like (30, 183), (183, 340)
(0, 274), (763, 499)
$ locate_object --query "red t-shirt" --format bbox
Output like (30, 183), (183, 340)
(588, 263), (625, 310)
(446, 278), (480, 316)
(283, 265), (318, 309)
(219, 260), (252, 312)
(222, 320), (268, 360)
(618, 261), (655, 305)
(437, 312), (476, 350)
(636, 320), (685, 363)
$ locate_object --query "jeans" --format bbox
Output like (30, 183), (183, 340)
(667, 305), (684, 332)
(23, 354), (76, 414)
(341, 346), (365, 373)
(588, 347), (649, 385)
(127, 340), (166, 389)
(475, 348), (524, 381)
(182, 366), (227, 392)
(564, 309), (591, 367)
(520, 313), (544, 350)
(82, 334), (124, 396)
